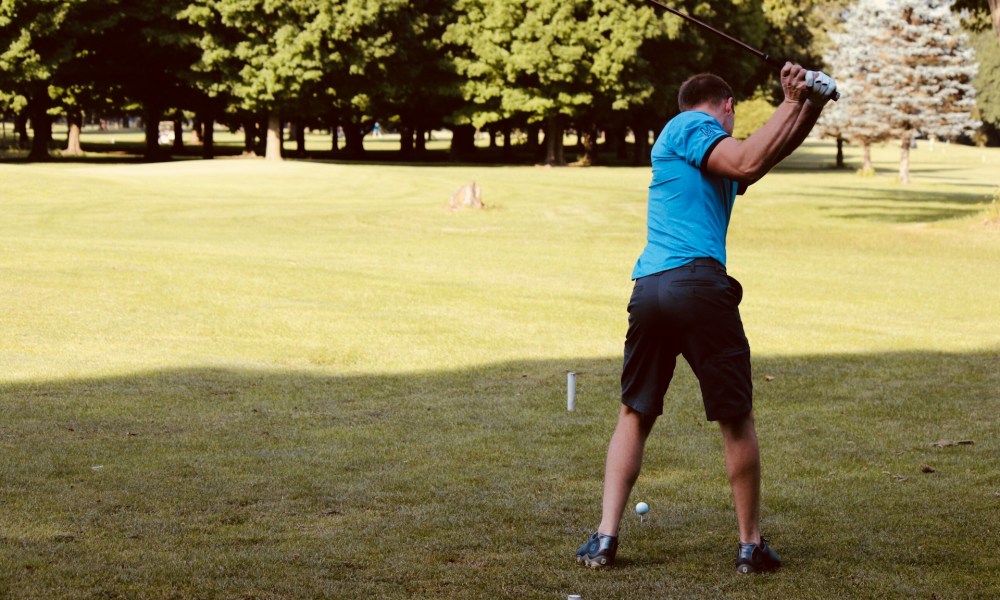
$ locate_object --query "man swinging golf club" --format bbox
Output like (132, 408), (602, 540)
(575, 63), (837, 574)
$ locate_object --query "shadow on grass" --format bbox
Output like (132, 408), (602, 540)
(2, 142), (592, 167)
(2, 139), (651, 168)
(1, 349), (998, 598)
(774, 143), (999, 179)
(814, 185), (996, 224)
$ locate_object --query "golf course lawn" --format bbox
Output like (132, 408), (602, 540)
(1, 139), (998, 598)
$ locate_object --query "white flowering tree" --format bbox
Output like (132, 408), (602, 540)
(817, 0), (979, 183)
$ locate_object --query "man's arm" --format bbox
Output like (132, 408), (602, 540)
(755, 72), (838, 174)
(768, 99), (825, 167)
(705, 64), (831, 185)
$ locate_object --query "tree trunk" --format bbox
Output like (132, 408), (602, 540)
(15, 110), (30, 149)
(400, 125), (414, 155)
(331, 123), (340, 154)
(544, 117), (566, 166)
(631, 120), (652, 166)
(450, 124), (476, 160)
(143, 105), (162, 161)
(191, 118), (203, 145)
(835, 136), (844, 168)
(525, 124), (540, 158)
(416, 127), (427, 153)
(989, 0), (999, 40)
(201, 116), (215, 160)
(612, 125), (628, 161)
(173, 113), (184, 154)
(27, 101), (52, 162)
(294, 119), (306, 157)
(265, 112), (283, 161)
(343, 121), (365, 158)
(579, 125), (599, 166)
(899, 133), (911, 185)
(862, 142), (873, 174)
(243, 118), (257, 156)
(65, 111), (83, 156)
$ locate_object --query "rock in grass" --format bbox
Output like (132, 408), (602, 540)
(449, 181), (484, 210)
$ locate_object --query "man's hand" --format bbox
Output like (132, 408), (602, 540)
(805, 71), (838, 107)
(780, 62), (808, 104)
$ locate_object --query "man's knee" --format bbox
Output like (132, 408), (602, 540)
(718, 410), (756, 440)
(619, 404), (657, 436)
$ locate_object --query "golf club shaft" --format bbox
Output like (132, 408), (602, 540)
(646, 0), (783, 68)
(645, 0), (840, 101)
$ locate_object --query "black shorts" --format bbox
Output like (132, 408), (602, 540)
(621, 258), (752, 421)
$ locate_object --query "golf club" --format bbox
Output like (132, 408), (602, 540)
(645, 0), (840, 101)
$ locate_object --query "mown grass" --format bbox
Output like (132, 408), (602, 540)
(1, 140), (999, 599)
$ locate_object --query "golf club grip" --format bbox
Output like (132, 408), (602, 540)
(761, 54), (840, 102)
(766, 56), (840, 102)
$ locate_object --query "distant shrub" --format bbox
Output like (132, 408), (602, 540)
(733, 95), (775, 140)
(984, 188), (1000, 226)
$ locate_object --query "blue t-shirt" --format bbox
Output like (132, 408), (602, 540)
(631, 111), (739, 279)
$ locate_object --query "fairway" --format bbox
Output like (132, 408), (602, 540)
(2, 140), (999, 598)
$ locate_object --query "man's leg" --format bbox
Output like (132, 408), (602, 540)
(718, 411), (761, 545)
(598, 404), (657, 537)
(720, 411), (783, 573)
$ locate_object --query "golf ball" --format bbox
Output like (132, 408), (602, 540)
(635, 501), (649, 515)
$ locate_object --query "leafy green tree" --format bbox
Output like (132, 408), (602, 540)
(447, 0), (774, 165)
(622, 0), (788, 164)
(86, 0), (200, 160)
(448, 0), (644, 164)
(732, 93), (775, 140)
(1, 0), (199, 160)
(954, 0), (999, 41)
(313, 0), (417, 159)
(0, 0), (79, 160)
(442, 0), (518, 158)
(447, 0), (579, 164)
(760, 0), (823, 69)
(184, 0), (325, 160)
(970, 28), (1000, 143)
(570, 0), (658, 165)
(374, 0), (463, 157)
(955, 0), (999, 149)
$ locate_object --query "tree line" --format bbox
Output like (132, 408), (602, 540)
(1, 0), (997, 167)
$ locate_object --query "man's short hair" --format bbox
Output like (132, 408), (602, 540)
(678, 74), (735, 111)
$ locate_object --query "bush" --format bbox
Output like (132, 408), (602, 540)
(984, 188), (1000, 226)
(733, 94), (775, 140)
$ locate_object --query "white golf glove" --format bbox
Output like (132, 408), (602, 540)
(805, 70), (837, 106)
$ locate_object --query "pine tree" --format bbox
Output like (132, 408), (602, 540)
(816, 1), (895, 174)
(818, 0), (979, 184)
